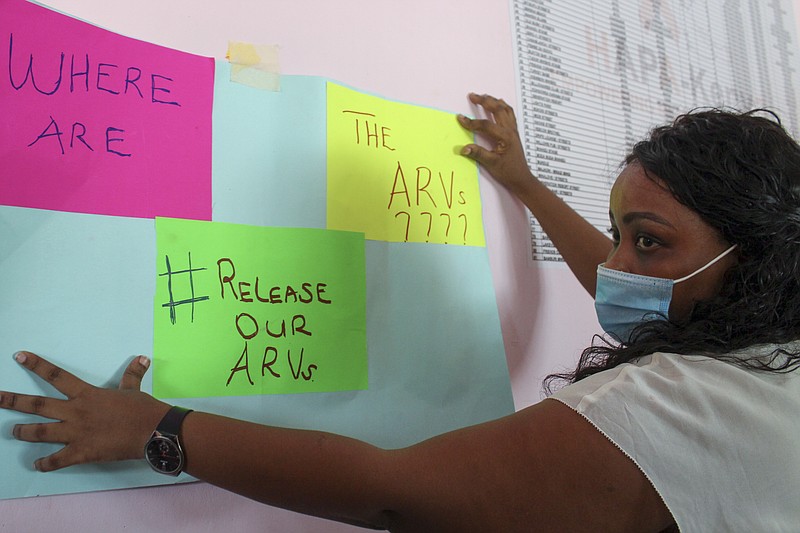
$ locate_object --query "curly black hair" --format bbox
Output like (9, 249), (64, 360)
(546, 108), (800, 393)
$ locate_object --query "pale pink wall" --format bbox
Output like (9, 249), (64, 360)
(0, 1), (798, 532)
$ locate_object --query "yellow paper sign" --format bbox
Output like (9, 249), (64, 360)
(327, 82), (485, 246)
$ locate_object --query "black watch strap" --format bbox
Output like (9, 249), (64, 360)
(157, 406), (193, 436)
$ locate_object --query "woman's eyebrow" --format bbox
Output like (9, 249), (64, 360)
(620, 211), (676, 229)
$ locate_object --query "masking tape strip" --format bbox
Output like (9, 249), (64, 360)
(226, 41), (281, 91)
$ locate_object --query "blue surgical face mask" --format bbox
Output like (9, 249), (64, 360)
(594, 244), (738, 342)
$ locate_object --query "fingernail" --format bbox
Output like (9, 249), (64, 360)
(138, 355), (151, 369)
(461, 146), (472, 156)
(13, 352), (27, 364)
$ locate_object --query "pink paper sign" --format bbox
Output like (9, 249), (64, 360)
(0, 0), (214, 219)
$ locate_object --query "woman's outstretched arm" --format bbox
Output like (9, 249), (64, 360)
(0, 351), (673, 531)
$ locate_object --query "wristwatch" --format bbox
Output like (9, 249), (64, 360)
(144, 406), (193, 476)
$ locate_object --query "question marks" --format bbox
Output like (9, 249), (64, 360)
(393, 211), (470, 245)
(440, 213), (451, 243)
(395, 211), (411, 242)
(458, 214), (467, 244)
(422, 211), (432, 242)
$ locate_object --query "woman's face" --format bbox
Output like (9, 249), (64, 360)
(605, 162), (738, 321)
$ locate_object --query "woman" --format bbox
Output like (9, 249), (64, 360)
(2, 95), (799, 532)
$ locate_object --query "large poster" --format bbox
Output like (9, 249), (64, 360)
(0, 0), (513, 500)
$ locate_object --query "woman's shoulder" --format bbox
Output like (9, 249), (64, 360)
(554, 341), (800, 406)
(549, 341), (800, 532)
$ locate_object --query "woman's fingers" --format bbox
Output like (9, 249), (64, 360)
(460, 143), (499, 167)
(458, 114), (508, 143)
(32, 438), (131, 472)
(467, 93), (518, 127)
(2, 350), (171, 471)
(33, 447), (76, 473)
(119, 355), (150, 391)
(13, 420), (68, 444)
(4, 400), (81, 472)
(12, 351), (87, 399)
(458, 94), (522, 163)
(459, 93), (534, 196)
(0, 391), (69, 421)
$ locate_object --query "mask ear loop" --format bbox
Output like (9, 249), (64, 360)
(674, 244), (738, 284)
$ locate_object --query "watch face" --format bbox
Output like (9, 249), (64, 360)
(145, 435), (183, 475)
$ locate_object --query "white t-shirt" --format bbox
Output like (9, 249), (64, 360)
(551, 345), (800, 532)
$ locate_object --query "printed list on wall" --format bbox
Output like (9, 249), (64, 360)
(511, 0), (800, 261)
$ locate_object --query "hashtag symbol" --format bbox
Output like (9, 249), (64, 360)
(159, 252), (210, 325)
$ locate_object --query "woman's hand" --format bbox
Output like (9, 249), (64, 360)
(459, 93), (612, 294)
(0, 351), (170, 472)
(458, 93), (535, 196)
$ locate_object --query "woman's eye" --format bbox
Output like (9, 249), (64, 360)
(635, 235), (658, 249)
(606, 226), (620, 243)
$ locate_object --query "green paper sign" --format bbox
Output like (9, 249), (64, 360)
(153, 218), (367, 398)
